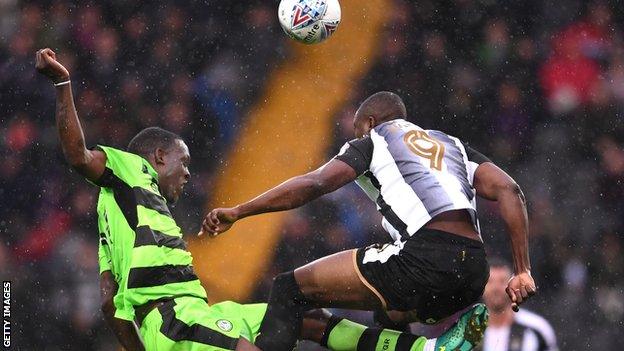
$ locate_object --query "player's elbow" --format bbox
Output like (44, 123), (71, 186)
(497, 179), (525, 202)
(66, 151), (91, 170)
(501, 179), (520, 193)
(68, 157), (88, 170)
(101, 297), (115, 317)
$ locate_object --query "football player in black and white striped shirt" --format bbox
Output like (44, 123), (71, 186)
(479, 258), (557, 351)
(202, 91), (536, 351)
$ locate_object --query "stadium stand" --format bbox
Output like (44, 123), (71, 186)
(1, 1), (622, 349)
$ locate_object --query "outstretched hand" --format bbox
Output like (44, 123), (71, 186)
(198, 207), (240, 237)
(506, 271), (536, 312)
(35, 48), (70, 83)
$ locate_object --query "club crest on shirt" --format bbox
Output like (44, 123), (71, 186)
(216, 319), (233, 332)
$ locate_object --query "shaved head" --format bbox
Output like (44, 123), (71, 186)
(356, 91), (406, 123)
(353, 91), (407, 138)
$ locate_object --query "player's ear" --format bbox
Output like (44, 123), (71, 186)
(368, 115), (376, 129)
(154, 148), (167, 166)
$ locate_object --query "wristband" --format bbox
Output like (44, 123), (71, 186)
(54, 80), (71, 87)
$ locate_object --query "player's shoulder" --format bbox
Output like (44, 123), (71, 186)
(96, 145), (138, 159)
(94, 145), (156, 184)
(335, 137), (375, 175)
(514, 309), (556, 339)
(341, 136), (373, 151)
(424, 128), (460, 141)
(96, 145), (149, 167)
(374, 118), (417, 133)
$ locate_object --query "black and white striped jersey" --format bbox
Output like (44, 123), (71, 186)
(335, 119), (490, 243)
(477, 309), (558, 351)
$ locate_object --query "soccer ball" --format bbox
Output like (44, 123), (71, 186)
(278, 0), (341, 45)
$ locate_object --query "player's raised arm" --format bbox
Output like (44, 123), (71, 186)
(200, 158), (357, 236)
(35, 48), (106, 183)
(473, 162), (536, 311)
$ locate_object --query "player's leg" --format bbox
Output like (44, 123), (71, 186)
(254, 249), (445, 350)
(235, 303), (449, 351)
(255, 249), (381, 350)
(370, 304), (489, 351)
(139, 297), (261, 351)
(256, 230), (490, 350)
(300, 307), (488, 351)
(232, 300), (478, 351)
(295, 249), (385, 309)
(211, 301), (267, 345)
(301, 308), (430, 351)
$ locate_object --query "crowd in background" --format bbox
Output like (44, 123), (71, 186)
(253, 1), (624, 349)
(1, 0), (623, 349)
(1, 1), (284, 348)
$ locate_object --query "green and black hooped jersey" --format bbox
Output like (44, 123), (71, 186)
(94, 145), (207, 321)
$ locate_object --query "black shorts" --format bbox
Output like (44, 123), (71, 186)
(355, 228), (489, 324)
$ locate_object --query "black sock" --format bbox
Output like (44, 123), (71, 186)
(255, 271), (311, 350)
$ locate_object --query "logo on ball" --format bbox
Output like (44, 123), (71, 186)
(278, 0), (341, 44)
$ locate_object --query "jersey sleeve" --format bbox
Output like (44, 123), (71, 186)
(98, 234), (112, 274)
(92, 145), (145, 188)
(334, 137), (374, 175)
(460, 142), (491, 185)
(464, 145), (491, 164)
(113, 294), (136, 321)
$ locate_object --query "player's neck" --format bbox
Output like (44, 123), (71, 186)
(488, 307), (514, 327)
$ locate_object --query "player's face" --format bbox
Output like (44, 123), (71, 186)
(158, 139), (191, 203)
(483, 266), (512, 313)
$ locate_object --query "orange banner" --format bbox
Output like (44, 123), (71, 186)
(189, 0), (391, 302)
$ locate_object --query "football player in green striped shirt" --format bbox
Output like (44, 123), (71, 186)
(36, 47), (485, 351)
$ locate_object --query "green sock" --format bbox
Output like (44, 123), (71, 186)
(321, 317), (427, 351)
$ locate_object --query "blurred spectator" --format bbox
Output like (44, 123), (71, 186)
(478, 259), (558, 351)
(539, 37), (601, 114)
(539, 1), (617, 114)
(490, 81), (531, 160)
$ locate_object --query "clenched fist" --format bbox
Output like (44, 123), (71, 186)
(35, 48), (70, 83)
(198, 207), (240, 237)
(506, 271), (536, 312)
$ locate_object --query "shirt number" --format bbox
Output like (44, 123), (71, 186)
(403, 130), (445, 170)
